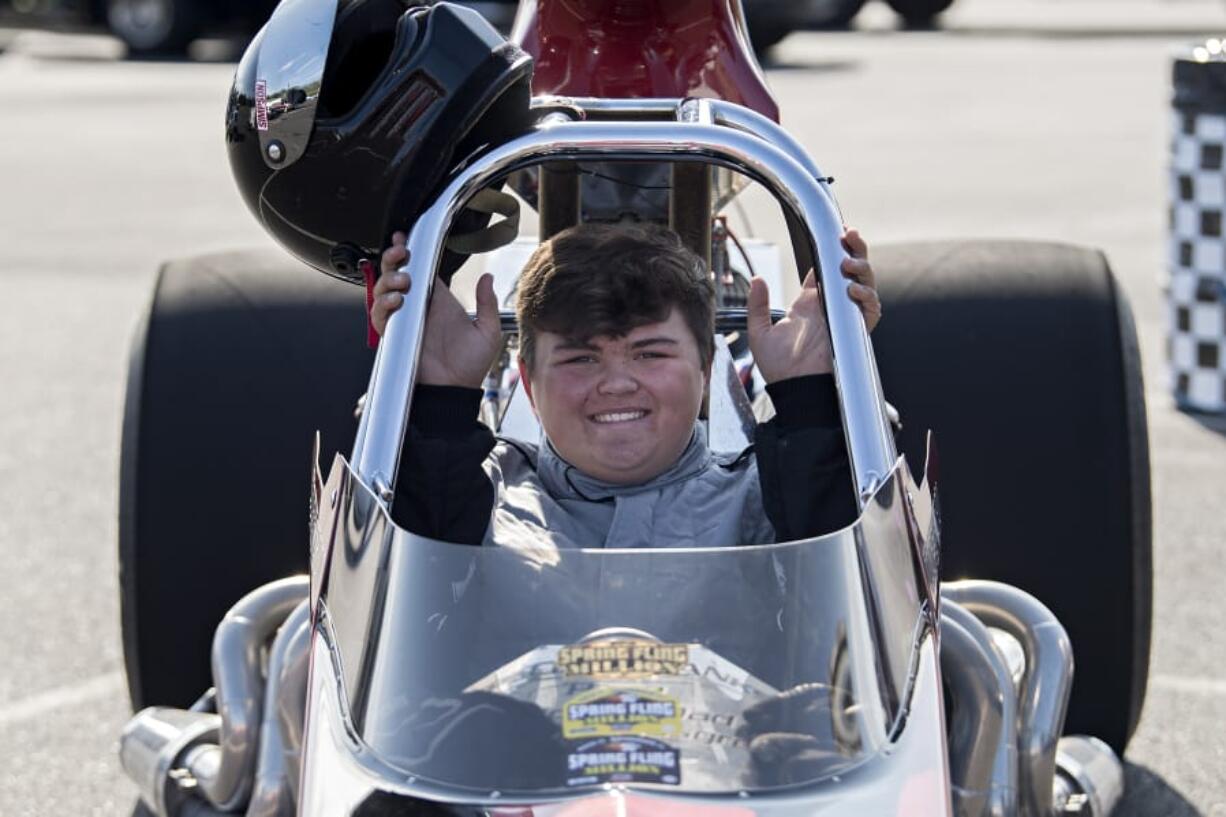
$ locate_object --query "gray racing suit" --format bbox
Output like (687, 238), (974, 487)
(393, 374), (857, 547)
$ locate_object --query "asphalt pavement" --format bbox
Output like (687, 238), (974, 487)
(0, 0), (1224, 814)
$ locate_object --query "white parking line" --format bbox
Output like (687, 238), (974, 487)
(1150, 674), (1226, 698)
(0, 670), (1218, 730)
(0, 672), (125, 728)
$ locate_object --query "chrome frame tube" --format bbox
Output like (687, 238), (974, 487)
(941, 600), (1019, 817)
(532, 96), (680, 116)
(533, 96), (831, 190)
(182, 576), (309, 813)
(246, 600), (312, 817)
(487, 307), (786, 335)
(353, 106), (896, 504)
(944, 581), (1074, 817)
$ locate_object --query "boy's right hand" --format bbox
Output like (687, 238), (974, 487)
(373, 231), (504, 389)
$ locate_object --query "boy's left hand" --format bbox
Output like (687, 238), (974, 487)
(746, 228), (881, 384)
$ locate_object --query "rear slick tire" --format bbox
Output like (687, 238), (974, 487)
(119, 250), (374, 710)
(870, 240), (1151, 754)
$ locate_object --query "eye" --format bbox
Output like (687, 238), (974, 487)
(636, 350), (669, 360)
(561, 355), (596, 365)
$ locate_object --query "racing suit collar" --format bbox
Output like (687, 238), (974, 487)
(537, 424), (713, 502)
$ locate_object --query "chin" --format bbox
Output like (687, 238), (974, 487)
(579, 448), (658, 483)
(589, 459), (653, 484)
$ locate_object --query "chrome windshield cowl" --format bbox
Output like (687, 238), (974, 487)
(299, 453), (943, 809)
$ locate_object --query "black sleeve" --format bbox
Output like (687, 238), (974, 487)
(390, 385), (496, 545)
(754, 374), (859, 541)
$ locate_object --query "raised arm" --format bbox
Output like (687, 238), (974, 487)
(747, 229), (879, 540)
(374, 232), (504, 544)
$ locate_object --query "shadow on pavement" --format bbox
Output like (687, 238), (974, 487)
(1182, 407), (1226, 439)
(1117, 763), (1204, 817)
(758, 52), (859, 74)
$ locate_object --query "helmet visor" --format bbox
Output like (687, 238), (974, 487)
(255, 0), (339, 168)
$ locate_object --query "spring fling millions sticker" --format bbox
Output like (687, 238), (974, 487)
(562, 687), (681, 739)
(558, 640), (689, 679)
(566, 736), (680, 787)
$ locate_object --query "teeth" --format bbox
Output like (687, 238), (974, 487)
(593, 410), (647, 424)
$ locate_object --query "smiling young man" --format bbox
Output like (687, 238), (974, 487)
(372, 222), (881, 548)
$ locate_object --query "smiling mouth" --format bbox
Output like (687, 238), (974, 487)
(590, 409), (650, 424)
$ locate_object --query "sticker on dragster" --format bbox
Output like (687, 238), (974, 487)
(566, 736), (681, 787)
(558, 640), (689, 679)
(562, 687), (682, 739)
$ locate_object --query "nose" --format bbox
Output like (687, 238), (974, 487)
(596, 361), (639, 395)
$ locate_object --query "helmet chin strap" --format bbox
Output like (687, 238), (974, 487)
(445, 187), (522, 255)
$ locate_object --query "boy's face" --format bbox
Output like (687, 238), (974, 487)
(519, 309), (709, 485)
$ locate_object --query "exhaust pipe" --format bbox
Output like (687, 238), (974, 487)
(246, 600), (312, 817)
(119, 577), (309, 816)
(1053, 735), (1125, 816)
(120, 707), (223, 817)
(940, 600), (1019, 817)
(944, 580), (1073, 817)
(181, 576), (309, 812)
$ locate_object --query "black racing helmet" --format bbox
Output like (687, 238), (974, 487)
(226, 0), (534, 284)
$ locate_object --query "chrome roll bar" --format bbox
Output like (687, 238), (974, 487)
(353, 99), (896, 506)
(531, 96), (832, 198)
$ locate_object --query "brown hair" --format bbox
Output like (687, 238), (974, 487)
(515, 222), (715, 371)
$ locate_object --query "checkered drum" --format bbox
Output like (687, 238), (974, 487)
(1170, 42), (1226, 412)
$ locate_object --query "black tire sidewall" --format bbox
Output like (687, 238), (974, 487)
(118, 250), (374, 709)
(871, 239), (1152, 752)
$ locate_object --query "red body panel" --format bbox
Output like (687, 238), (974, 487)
(511, 0), (779, 121)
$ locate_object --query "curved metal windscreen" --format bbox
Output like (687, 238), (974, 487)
(319, 461), (931, 796)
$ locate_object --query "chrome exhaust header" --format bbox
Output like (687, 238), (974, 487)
(944, 580), (1074, 817)
(120, 577), (310, 817)
(245, 600), (312, 817)
(940, 600), (1019, 817)
(942, 581), (1124, 817)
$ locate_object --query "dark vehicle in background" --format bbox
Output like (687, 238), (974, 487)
(0, 0), (958, 57)
(748, 0), (959, 47)
(0, 0), (276, 55)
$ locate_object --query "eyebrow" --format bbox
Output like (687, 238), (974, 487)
(630, 337), (679, 349)
(551, 336), (680, 354)
(553, 339), (600, 352)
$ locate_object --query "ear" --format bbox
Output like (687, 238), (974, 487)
(517, 356), (536, 408)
